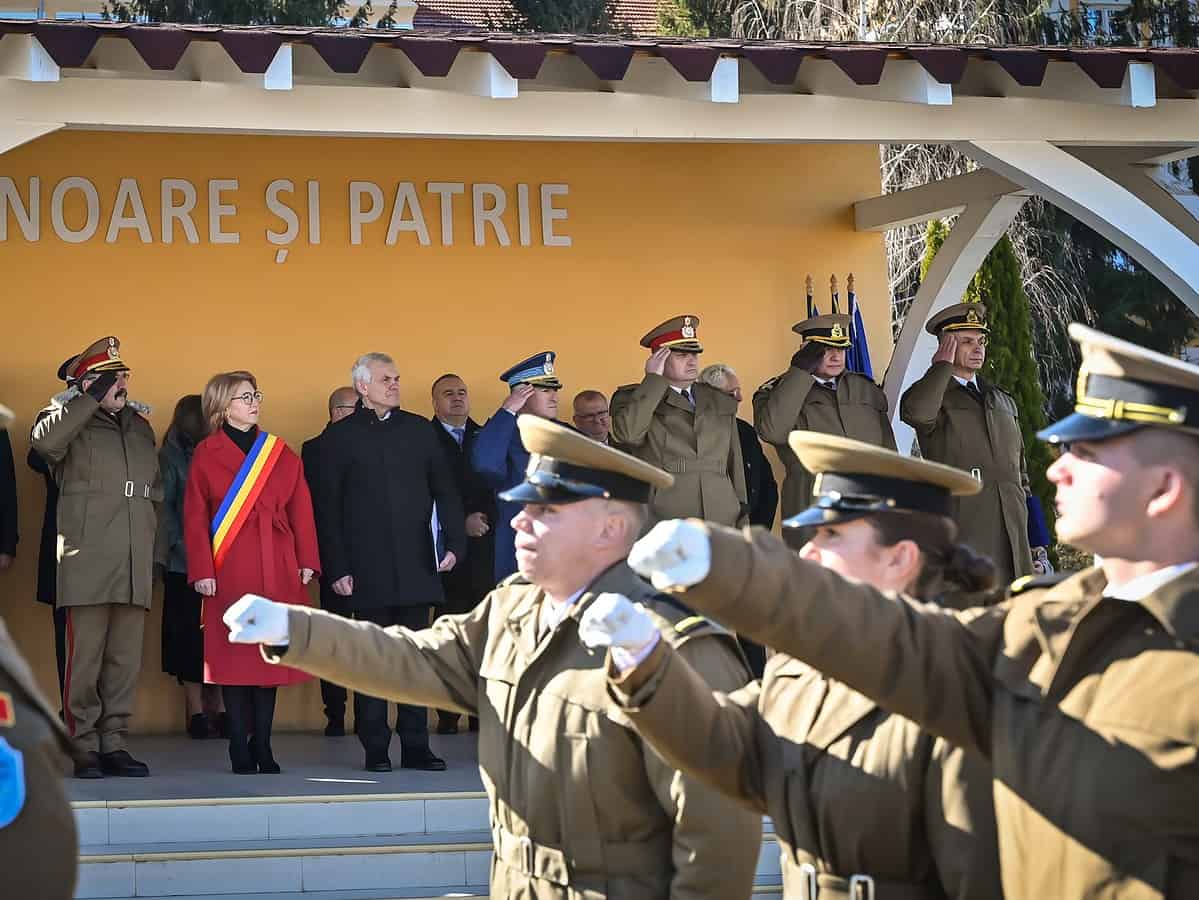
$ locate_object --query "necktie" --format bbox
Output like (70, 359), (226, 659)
(966, 382), (983, 399)
(451, 426), (465, 447)
(682, 388), (695, 408)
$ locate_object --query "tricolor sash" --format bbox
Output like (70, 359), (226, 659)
(210, 431), (285, 569)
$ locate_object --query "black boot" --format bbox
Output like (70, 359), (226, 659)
(222, 686), (256, 775)
(188, 713), (210, 740)
(251, 687), (280, 774)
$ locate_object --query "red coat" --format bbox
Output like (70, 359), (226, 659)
(184, 430), (318, 686)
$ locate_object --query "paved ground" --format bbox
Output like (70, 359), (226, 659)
(68, 732), (484, 802)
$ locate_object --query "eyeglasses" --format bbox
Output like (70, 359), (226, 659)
(231, 391), (263, 405)
(575, 411), (610, 420)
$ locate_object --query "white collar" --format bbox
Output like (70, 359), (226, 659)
(1103, 562), (1199, 602)
(539, 587), (586, 635)
(952, 374), (978, 389)
(815, 377), (836, 388)
(438, 419), (465, 434)
(669, 384), (693, 395)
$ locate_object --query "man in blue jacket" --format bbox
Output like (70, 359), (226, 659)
(471, 352), (561, 581)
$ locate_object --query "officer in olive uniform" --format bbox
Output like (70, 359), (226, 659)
(628, 324), (1199, 899)
(900, 303), (1035, 585)
(584, 433), (1002, 899)
(225, 416), (761, 900)
(611, 316), (747, 527)
(32, 337), (158, 778)
(755, 312), (896, 519)
(0, 403), (78, 900)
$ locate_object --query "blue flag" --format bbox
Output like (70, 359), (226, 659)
(846, 288), (874, 379)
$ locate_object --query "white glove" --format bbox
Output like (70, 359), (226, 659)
(578, 592), (661, 673)
(223, 594), (290, 646)
(628, 520), (712, 591)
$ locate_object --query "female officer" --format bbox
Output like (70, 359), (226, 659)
(580, 433), (1002, 900)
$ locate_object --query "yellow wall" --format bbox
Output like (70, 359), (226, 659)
(0, 130), (890, 733)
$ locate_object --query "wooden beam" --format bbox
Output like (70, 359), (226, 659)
(854, 169), (1026, 232)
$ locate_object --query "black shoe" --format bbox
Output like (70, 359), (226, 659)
(257, 756), (281, 775)
(324, 720), (345, 738)
(74, 751), (103, 779)
(230, 737), (256, 775)
(468, 716), (479, 733)
(436, 720), (459, 735)
(188, 714), (210, 740)
(365, 756), (393, 773)
(99, 749), (150, 777)
(401, 749), (447, 771)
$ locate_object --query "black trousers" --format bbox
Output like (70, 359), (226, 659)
(352, 605), (432, 760)
(318, 591), (350, 724)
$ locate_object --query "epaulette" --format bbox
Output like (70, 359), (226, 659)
(646, 593), (726, 639)
(754, 375), (783, 398)
(497, 572), (531, 588)
(1007, 572), (1069, 597)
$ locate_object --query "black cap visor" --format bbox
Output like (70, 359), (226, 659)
(783, 505), (871, 529)
(1036, 412), (1143, 445)
(499, 470), (608, 505)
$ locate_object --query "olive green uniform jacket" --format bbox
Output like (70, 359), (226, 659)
(672, 523), (1199, 899)
(899, 363), (1032, 584)
(610, 375), (748, 527)
(31, 390), (160, 609)
(0, 617), (78, 900)
(611, 639), (1001, 900)
(754, 368), (896, 519)
(265, 561), (761, 899)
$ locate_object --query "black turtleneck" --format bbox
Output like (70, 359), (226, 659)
(223, 422), (259, 455)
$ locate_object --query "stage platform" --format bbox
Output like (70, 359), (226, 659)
(70, 732), (783, 900)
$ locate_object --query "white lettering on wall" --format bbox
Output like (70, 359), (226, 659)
(106, 178), (152, 244)
(473, 183), (510, 247)
(427, 182), (464, 247)
(0, 177), (39, 241)
(208, 179), (240, 245)
(265, 179), (300, 246)
(349, 181), (384, 246)
(0, 177), (572, 249)
(162, 179), (199, 245)
(50, 177), (99, 244)
(385, 182), (430, 247)
(541, 184), (571, 248)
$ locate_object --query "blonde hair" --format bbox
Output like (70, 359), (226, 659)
(202, 371), (258, 435)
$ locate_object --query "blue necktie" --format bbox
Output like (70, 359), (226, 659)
(452, 427), (465, 447)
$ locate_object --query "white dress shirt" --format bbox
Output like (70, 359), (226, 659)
(1103, 562), (1198, 602)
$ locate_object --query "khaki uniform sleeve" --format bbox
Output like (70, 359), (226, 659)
(680, 524), (1004, 757)
(30, 393), (99, 466)
(265, 602), (487, 715)
(610, 374), (670, 447)
(635, 635), (761, 900)
(754, 367), (814, 446)
(612, 640), (770, 815)
(899, 362), (954, 434)
(924, 740), (1003, 900)
(728, 425), (749, 525)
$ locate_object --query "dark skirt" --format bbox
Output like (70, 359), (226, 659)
(161, 571), (205, 683)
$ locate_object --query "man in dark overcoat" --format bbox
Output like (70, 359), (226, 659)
(315, 353), (464, 772)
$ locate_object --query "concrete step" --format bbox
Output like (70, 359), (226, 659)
(78, 829), (783, 898)
(74, 792), (491, 847)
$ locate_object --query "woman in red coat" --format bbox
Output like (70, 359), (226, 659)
(184, 370), (318, 774)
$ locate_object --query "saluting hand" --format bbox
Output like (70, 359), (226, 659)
(645, 347), (671, 376)
(502, 384), (536, 414)
(224, 594), (290, 646)
(932, 333), (958, 365)
(578, 593), (661, 673)
(628, 520), (712, 591)
(194, 578), (217, 597)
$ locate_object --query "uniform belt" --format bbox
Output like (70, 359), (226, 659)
(963, 467), (1021, 486)
(492, 823), (671, 887)
(798, 864), (933, 900)
(61, 479), (163, 501)
(661, 459), (726, 475)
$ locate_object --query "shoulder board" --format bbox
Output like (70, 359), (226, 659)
(754, 375), (783, 397)
(1007, 572), (1069, 597)
(644, 593), (728, 641)
(613, 383), (638, 395)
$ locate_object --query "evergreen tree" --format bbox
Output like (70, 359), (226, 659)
(919, 221), (1057, 548)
